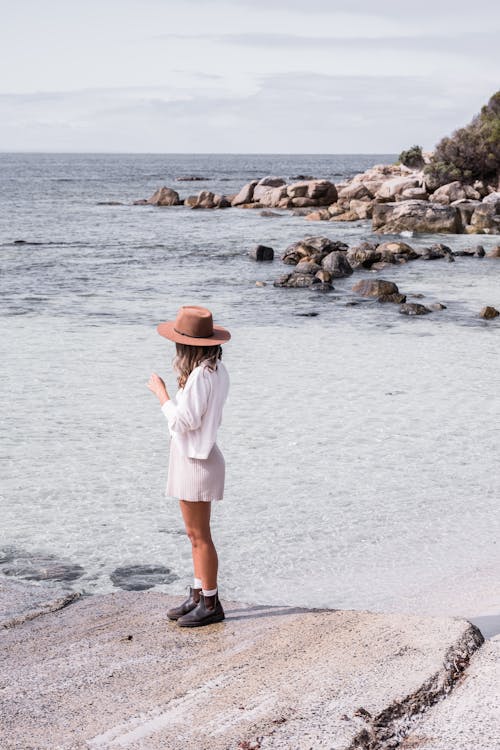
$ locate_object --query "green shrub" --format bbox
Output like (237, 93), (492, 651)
(398, 145), (424, 169)
(425, 91), (500, 190)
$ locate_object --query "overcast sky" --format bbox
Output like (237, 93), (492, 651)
(1, 0), (499, 153)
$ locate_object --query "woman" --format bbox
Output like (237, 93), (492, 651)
(147, 305), (231, 628)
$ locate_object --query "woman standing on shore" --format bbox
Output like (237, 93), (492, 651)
(147, 305), (231, 628)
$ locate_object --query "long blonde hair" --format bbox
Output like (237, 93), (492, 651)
(173, 342), (222, 389)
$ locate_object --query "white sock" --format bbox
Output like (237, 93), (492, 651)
(202, 587), (217, 597)
(193, 577), (202, 589)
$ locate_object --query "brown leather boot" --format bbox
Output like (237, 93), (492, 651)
(166, 586), (201, 620)
(177, 591), (225, 627)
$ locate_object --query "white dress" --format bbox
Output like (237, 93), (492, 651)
(161, 360), (229, 502)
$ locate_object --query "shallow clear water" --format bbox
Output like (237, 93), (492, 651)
(1, 153), (499, 620)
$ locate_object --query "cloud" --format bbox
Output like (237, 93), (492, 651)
(0, 72), (494, 153)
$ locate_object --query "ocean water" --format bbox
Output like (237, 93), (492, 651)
(1, 153), (499, 621)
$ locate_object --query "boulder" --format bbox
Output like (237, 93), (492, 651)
(281, 237), (347, 265)
(429, 302), (447, 310)
(453, 200), (482, 227)
(273, 272), (319, 288)
(349, 199), (374, 219)
(257, 176), (286, 188)
(375, 175), (423, 201)
(249, 244), (274, 261)
(479, 305), (500, 319)
(295, 260), (321, 274)
(398, 187), (429, 201)
(376, 241), (419, 261)
(378, 292), (407, 304)
(291, 197), (317, 208)
(146, 186), (180, 206)
(346, 242), (381, 269)
(429, 181), (481, 204)
(457, 244), (485, 257)
(330, 210), (360, 222)
(399, 303), (432, 315)
(486, 246), (500, 258)
(372, 201), (462, 234)
(321, 251), (353, 278)
(470, 205), (500, 233)
(482, 191), (500, 211)
(232, 180), (258, 206)
(253, 184), (288, 206)
(306, 180), (338, 204)
(415, 243), (454, 261)
(305, 209), (330, 221)
(191, 190), (216, 209)
(315, 269), (332, 283)
(352, 279), (399, 297)
(188, 191), (230, 209)
(337, 181), (374, 201)
(287, 183), (309, 199)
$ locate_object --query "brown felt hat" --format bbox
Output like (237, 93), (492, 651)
(157, 305), (231, 346)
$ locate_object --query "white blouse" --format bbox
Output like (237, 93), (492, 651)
(161, 359), (230, 459)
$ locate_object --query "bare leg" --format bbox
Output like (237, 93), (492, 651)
(179, 499), (218, 591)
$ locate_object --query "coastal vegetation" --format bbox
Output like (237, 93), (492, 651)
(424, 90), (500, 189)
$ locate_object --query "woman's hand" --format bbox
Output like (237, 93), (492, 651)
(147, 372), (170, 405)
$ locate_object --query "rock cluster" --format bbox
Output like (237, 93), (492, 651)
(305, 165), (500, 234)
(136, 164), (500, 233)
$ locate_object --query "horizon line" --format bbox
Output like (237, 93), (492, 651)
(0, 150), (399, 157)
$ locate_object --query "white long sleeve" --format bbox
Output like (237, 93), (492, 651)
(161, 366), (211, 435)
(160, 360), (229, 459)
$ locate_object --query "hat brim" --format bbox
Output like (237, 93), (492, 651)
(157, 321), (231, 346)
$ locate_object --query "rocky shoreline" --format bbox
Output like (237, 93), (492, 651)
(132, 162), (500, 235)
(2, 575), (499, 750)
(249, 234), (499, 320)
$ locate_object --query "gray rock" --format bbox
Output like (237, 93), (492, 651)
(295, 260), (321, 274)
(321, 251), (353, 278)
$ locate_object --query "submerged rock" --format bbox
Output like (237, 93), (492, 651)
(0, 547), (85, 583)
(110, 564), (178, 591)
(399, 303), (432, 315)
